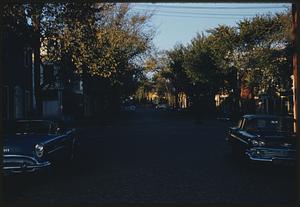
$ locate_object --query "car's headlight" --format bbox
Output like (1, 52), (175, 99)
(258, 141), (265, 146)
(35, 144), (44, 158)
(250, 140), (265, 147)
(251, 140), (259, 146)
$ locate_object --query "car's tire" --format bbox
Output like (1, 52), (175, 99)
(67, 137), (79, 165)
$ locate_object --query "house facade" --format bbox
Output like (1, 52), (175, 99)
(40, 60), (84, 120)
(1, 23), (36, 120)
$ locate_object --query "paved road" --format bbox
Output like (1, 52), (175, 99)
(3, 108), (297, 204)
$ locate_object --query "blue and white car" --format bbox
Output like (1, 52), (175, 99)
(3, 120), (79, 175)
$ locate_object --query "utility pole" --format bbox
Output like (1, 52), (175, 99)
(292, 2), (300, 201)
(292, 3), (299, 138)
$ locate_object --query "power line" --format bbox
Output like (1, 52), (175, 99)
(151, 13), (251, 20)
(134, 3), (290, 10)
(132, 8), (258, 17)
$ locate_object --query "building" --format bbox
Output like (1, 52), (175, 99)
(40, 60), (83, 120)
(1, 19), (36, 120)
(1, 18), (83, 121)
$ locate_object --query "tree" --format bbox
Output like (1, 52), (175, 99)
(164, 44), (190, 108)
(181, 33), (221, 116)
(39, 3), (155, 114)
(229, 11), (292, 113)
(205, 25), (242, 117)
(206, 25), (239, 94)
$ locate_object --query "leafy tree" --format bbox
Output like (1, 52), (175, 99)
(237, 14), (289, 100)
(164, 44), (191, 108)
(220, 11), (292, 114)
(39, 3), (154, 113)
(206, 25), (239, 95)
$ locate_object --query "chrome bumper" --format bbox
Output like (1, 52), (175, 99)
(245, 147), (296, 163)
(3, 154), (51, 175)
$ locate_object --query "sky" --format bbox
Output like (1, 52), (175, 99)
(131, 3), (291, 51)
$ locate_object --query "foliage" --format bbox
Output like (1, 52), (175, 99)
(146, 10), (292, 116)
(2, 4), (292, 116)
(41, 3), (153, 81)
(229, 11), (292, 96)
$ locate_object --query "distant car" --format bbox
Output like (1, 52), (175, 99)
(156, 103), (168, 110)
(3, 120), (79, 175)
(123, 105), (136, 112)
(226, 114), (296, 165)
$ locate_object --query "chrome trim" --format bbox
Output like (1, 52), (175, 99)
(246, 152), (295, 162)
(245, 147), (296, 162)
(3, 154), (51, 172)
(230, 133), (248, 145)
(250, 147), (296, 152)
(4, 154), (39, 162)
(3, 162), (51, 170)
(245, 153), (273, 162)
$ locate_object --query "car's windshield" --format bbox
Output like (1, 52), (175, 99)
(244, 117), (294, 132)
(14, 121), (51, 134)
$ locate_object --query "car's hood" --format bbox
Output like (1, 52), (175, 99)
(251, 131), (293, 139)
(3, 134), (57, 155)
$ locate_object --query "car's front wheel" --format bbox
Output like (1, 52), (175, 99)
(67, 137), (79, 164)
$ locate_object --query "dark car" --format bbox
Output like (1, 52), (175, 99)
(226, 114), (296, 165)
(3, 120), (79, 175)
(155, 103), (169, 110)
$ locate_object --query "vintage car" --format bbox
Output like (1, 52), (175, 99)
(3, 119), (79, 175)
(226, 114), (296, 165)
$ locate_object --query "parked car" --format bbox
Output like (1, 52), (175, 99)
(3, 119), (79, 175)
(156, 103), (169, 110)
(226, 114), (296, 165)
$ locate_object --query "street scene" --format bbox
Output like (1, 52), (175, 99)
(1, 2), (299, 205)
(3, 108), (297, 204)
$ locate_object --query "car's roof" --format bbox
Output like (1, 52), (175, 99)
(242, 114), (293, 120)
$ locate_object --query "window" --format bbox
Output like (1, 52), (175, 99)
(43, 64), (55, 85)
(244, 117), (294, 132)
(237, 119), (243, 129)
